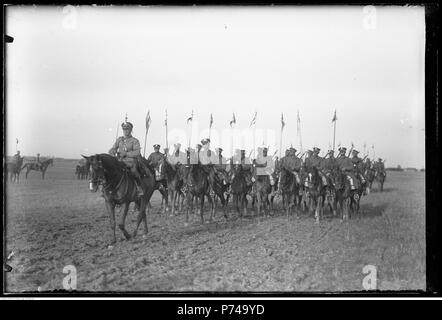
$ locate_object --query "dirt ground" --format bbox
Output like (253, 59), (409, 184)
(5, 161), (425, 292)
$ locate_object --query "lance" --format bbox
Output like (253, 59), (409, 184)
(347, 143), (354, 157)
(209, 113), (213, 141)
(115, 121), (119, 141)
(15, 138), (18, 152)
(165, 109), (169, 151)
(143, 110), (151, 158)
(332, 109), (337, 152)
(297, 110), (304, 154)
(187, 110), (194, 150)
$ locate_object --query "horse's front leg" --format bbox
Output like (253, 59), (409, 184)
(170, 190), (176, 217)
(118, 202), (131, 240)
(133, 199), (147, 238)
(105, 201), (117, 247)
(207, 193), (215, 222)
(200, 194), (205, 224)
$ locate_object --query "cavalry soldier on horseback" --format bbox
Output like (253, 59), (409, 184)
(109, 121), (145, 197)
(304, 147), (328, 186)
(253, 146), (276, 196)
(36, 153), (43, 171)
(373, 158), (386, 175)
(200, 138), (217, 165)
(335, 147), (358, 190)
(147, 144), (166, 181)
(147, 144), (164, 168)
(365, 157), (372, 171)
(302, 149), (313, 167)
(351, 150), (367, 182)
(276, 147), (302, 194)
(13, 150), (21, 164)
(168, 143), (187, 168)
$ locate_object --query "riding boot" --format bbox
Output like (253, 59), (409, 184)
(131, 170), (145, 197)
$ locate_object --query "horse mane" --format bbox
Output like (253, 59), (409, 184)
(96, 153), (127, 172)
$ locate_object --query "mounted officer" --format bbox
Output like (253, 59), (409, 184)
(253, 146), (276, 196)
(276, 147), (302, 194)
(147, 144), (165, 168)
(373, 158), (386, 175)
(200, 138), (217, 166)
(36, 153), (43, 171)
(335, 147), (358, 190)
(320, 149), (337, 173)
(168, 143), (187, 169)
(108, 121), (145, 197)
(304, 147), (328, 186)
(147, 144), (166, 181)
(13, 150), (22, 165)
(351, 150), (367, 183)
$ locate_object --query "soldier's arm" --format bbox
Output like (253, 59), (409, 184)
(127, 139), (141, 157)
(108, 137), (121, 155)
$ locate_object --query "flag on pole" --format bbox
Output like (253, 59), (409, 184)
(145, 110), (151, 130)
(16, 138), (19, 144)
(230, 113), (236, 127)
(281, 113), (285, 130)
(249, 111), (257, 127)
(209, 113), (213, 128)
(187, 110), (194, 123)
(332, 110), (337, 122)
(164, 109), (168, 126)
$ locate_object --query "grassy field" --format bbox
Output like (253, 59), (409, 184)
(5, 159), (425, 292)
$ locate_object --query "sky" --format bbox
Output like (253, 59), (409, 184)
(6, 5), (425, 168)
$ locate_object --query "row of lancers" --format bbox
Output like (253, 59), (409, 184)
(108, 121), (386, 199)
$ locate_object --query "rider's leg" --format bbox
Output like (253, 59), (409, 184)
(130, 166), (145, 196)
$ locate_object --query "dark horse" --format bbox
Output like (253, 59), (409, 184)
(7, 156), (24, 183)
(373, 168), (386, 192)
(157, 157), (185, 216)
(83, 154), (156, 247)
(22, 158), (54, 180)
(302, 167), (326, 223)
(182, 164), (214, 224)
(150, 159), (169, 214)
(279, 167), (302, 218)
(251, 168), (273, 218)
(205, 164), (230, 220)
(331, 169), (360, 221)
(229, 164), (253, 218)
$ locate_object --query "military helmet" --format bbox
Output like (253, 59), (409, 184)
(313, 147), (320, 153)
(338, 147), (347, 152)
(216, 147), (223, 153)
(122, 122), (133, 129)
(153, 144), (160, 149)
(201, 138), (210, 145)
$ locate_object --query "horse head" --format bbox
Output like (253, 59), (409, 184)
(82, 154), (109, 192)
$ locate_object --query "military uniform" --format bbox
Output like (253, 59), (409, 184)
(109, 121), (145, 196)
(320, 155), (337, 172)
(373, 159), (386, 174)
(278, 149), (302, 185)
(109, 135), (142, 166)
(168, 149), (187, 167)
(336, 148), (358, 190)
(351, 152), (366, 184)
(147, 151), (165, 168)
(199, 146), (217, 165)
(254, 147), (275, 186)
